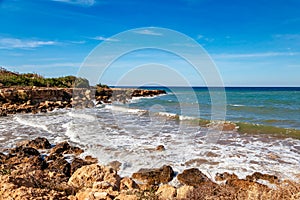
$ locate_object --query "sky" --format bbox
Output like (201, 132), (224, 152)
(0, 0), (300, 86)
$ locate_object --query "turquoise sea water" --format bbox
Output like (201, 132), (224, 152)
(127, 87), (300, 130)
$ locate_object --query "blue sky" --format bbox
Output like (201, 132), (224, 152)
(0, 0), (299, 86)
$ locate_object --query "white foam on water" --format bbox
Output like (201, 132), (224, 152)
(14, 115), (53, 133)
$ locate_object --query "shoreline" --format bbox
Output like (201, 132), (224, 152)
(1, 86), (299, 140)
(0, 137), (299, 199)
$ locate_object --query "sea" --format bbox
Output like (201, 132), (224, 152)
(0, 87), (299, 184)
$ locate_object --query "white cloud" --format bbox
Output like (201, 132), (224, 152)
(134, 29), (163, 36)
(52, 0), (96, 6)
(0, 38), (58, 49)
(91, 36), (119, 42)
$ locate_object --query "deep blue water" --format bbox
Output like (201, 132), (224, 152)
(126, 87), (300, 129)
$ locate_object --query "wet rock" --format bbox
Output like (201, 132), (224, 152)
(9, 146), (40, 157)
(17, 137), (51, 149)
(49, 141), (83, 156)
(215, 172), (238, 181)
(71, 157), (93, 175)
(108, 160), (122, 171)
(246, 172), (279, 184)
(132, 165), (174, 185)
(48, 157), (71, 177)
(177, 168), (214, 187)
(156, 145), (165, 151)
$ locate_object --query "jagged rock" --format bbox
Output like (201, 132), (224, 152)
(9, 146), (40, 157)
(71, 157), (92, 175)
(132, 165), (174, 185)
(246, 172), (279, 184)
(156, 184), (177, 199)
(108, 160), (122, 171)
(16, 137), (51, 149)
(120, 177), (139, 191)
(177, 168), (214, 187)
(49, 141), (83, 156)
(215, 172), (238, 181)
(68, 164), (121, 191)
(156, 145), (165, 151)
(48, 157), (71, 177)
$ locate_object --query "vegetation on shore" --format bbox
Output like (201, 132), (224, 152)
(0, 67), (90, 88)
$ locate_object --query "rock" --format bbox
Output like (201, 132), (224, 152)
(156, 184), (177, 199)
(156, 145), (165, 151)
(108, 160), (122, 171)
(115, 193), (138, 200)
(246, 172), (279, 184)
(9, 146), (40, 157)
(17, 137), (51, 149)
(71, 157), (92, 175)
(75, 188), (112, 200)
(120, 177), (139, 191)
(177, 168), (213, 187)
(68, 164), (121, 191)
(48, 157), (71, 177)
(84, 155), (98, 163)
(176, 185), (195, 199)
(132, 165), (174, 185)
(49, 141), (83, 156)
(215, 172), (238, 181)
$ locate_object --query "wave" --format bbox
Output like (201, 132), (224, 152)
(14, 115), (53, 133)
(103, 105), (300, 139)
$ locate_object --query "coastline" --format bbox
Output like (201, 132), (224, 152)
(0, 137), (299, 200)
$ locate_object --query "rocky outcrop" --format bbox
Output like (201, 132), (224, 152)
(132, 165), (174, 185)
(0, 87), (166, 116)
(177, 168), (216, 187)
(0, 137), (298, 200)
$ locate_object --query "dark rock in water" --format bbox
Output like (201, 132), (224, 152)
(0, 152), (8, 164)
(48, 157), (71, 177)
(177, 168), (214, 187)
(49, 141), (83, 156)
(70, 157), (91, 175)
(246, 172), (279, 184)
(215, 172), (238, 181)
(132, 165), (174, 185)
(49, 141), (71, 155)
(17, 137), (51, 149)
(108, 160), (122, 171)
(9, 146), (40, 157)
(156, 145), (165, 151)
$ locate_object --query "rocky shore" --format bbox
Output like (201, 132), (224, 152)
(0, 137), (299, 200)
(0, 87), (166, 116)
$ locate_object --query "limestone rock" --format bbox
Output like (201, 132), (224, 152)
(176, 185), (195, 199)
(132, 165), (174, 185)
(177, 168), (213, 187)
(68, 164), (121, 191)
(156, 184), (176, 199)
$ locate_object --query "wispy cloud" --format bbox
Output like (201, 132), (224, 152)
(91, 36), (119, 42)
(273, 34), (300, 40)
(196, 34), (214, 42)
(134, 29), (163, 36)
(213, 52), (300, 59)
(51, 0), (97, 7)
(0, 38), (58, 49)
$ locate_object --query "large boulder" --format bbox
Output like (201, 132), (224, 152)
(68, 164), (121, 191)
(177, 168), (214, 187)
(132, 165), (174, 185)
